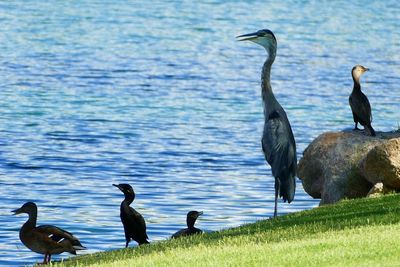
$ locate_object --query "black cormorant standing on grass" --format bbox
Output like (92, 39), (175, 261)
(12, 202), (86, 264)
(113, 184), (149, 247)
(237, 29), (297, 218)
(349, 65), (376, 136)
(171, 211), (203, 238)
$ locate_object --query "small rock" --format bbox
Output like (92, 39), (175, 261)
(367, 182), (384, 198)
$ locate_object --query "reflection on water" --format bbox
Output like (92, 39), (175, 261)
(0, 0), (399, 265)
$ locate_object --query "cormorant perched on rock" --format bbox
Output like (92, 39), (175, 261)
(349, 65), (375, 136)
(12, 202), (86, 264)
(237, 29), (297, 217)
(171, 211), (203, 239)
(113, 183), (149, 247)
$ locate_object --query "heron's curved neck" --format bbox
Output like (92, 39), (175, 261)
(261, 50), (277, 103)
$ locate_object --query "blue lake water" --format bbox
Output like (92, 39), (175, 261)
(0, 1), (399, 265)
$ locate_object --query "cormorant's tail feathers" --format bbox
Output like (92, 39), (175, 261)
(366, 124), (376, 137)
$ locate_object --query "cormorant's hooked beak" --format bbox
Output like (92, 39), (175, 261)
(363, 67), (370, 72)
(113, 184), (122, 191)
(197, 211), (204, 217)
(236, 32), (259, 42)
(12, 208), (22, 215)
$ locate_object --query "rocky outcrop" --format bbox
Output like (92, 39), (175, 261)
(298, 130), (400, 205)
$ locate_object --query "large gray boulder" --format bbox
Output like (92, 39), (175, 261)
(298, 130), (400, 205)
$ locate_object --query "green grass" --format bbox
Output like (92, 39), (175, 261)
(57, 194), (400, 267)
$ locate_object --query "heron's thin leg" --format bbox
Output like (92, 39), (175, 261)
(42, 254), (48, 264)
(47, 254), (51, 264)
(274, 180), (279, 218)
(125, 240), (129, 248)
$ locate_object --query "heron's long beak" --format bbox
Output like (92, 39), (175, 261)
(236, 32), (259, 41)
(12, 208), (22, 215)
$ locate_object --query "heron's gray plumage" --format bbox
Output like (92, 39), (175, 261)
(237, 29), (296, 217)
(262, 109), (296, 202)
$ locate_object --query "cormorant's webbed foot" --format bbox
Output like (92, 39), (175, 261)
(352, 122), (362, 131)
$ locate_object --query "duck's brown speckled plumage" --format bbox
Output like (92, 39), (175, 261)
(13, 202), (85, 264)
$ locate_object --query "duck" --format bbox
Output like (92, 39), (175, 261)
(113, 183), (149, 247)
(12, 202), (86, 264)
(171, 211), (203, 239)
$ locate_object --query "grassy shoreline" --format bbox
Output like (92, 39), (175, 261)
(56, 194), (400, 266)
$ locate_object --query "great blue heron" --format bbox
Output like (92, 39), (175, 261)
(237, 29), (297, 217)
(113, 184), (149, 247)
(12, 202), (86, 264)
(349, 65), (375, 136)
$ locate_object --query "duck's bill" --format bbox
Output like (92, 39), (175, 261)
(236, 32), (258, 41)
(11, 208), (22, 215)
